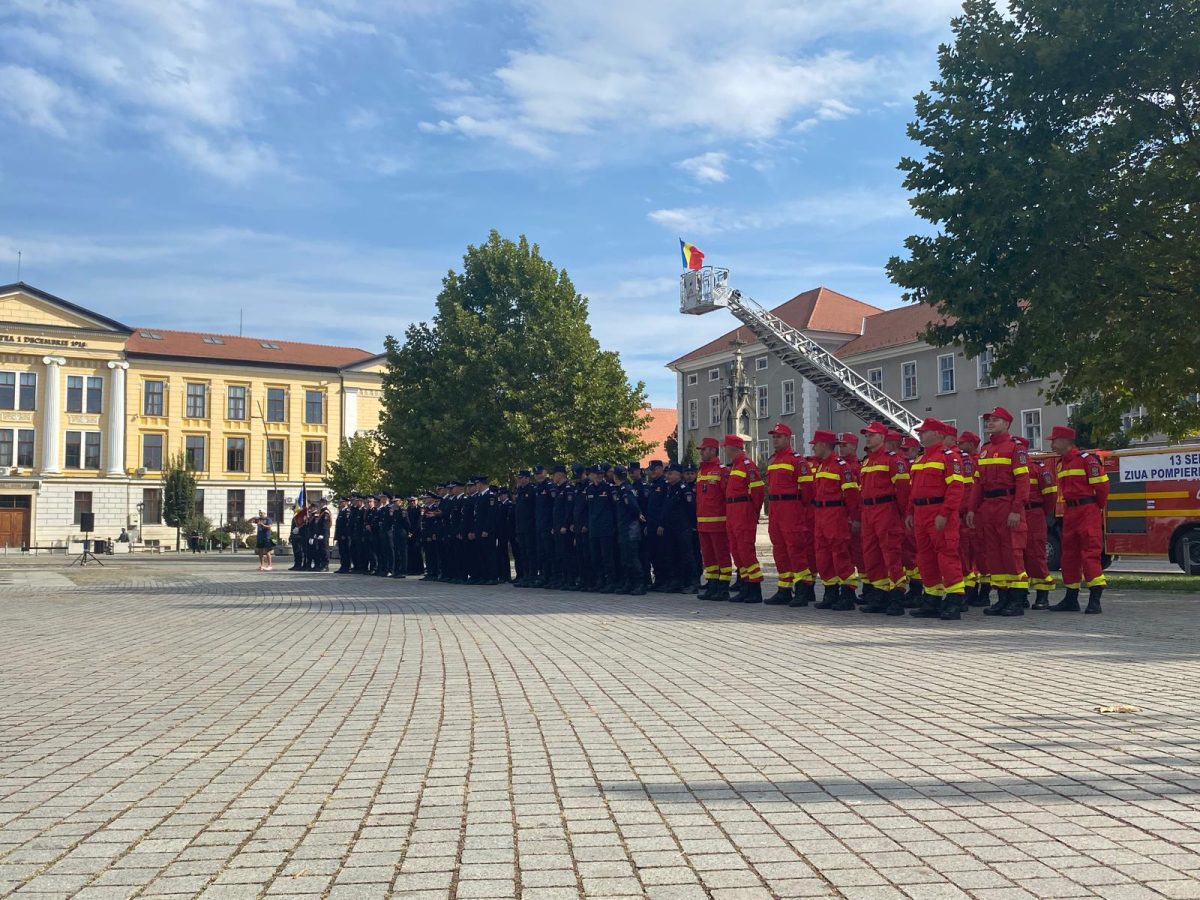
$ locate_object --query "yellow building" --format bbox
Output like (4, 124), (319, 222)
(0, 283), (385, 549)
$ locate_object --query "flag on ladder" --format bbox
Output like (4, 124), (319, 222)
(679, 239), (705, 270)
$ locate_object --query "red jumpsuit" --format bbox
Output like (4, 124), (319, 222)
(910, 447), (966, 596)
(1024, 459), (1058, 592)
(859, 447), (910, 591)
(959, 452), (979, 589)
(725, 451), (765, 583)
(696, 459), (731, 584)
(972, 434), (1031, 591)
(812, 455), (860, 586)
(766, 450), (813, 589)
(1056, 449), (1109, 589)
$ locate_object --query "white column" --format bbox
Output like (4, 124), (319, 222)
(41, 356), (66, 474)
(674, 369), (685, 459)
(106, 361), (129, 476)
(342, 388), (359, 440)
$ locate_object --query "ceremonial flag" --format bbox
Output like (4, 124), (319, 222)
(294, 485), (306, 511)
(679, 239), (705, 270)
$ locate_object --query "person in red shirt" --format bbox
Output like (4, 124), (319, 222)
(695, 437), (732, 601)
(1049, 425), (1110, 613)
(723, 434), (765, 603)
(857, 421), (910, 615)
(956, 431), (983, 606)
(907, 418), (967, 619)
(1013, 435), (1058, 609)
(900, 436), (924, 607)
(836, 432), (864, 593)
(968, 407), (1031, 617)
(763, 423), (814, 607)
(810, 430), (860, 610)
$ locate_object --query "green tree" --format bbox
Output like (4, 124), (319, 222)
(1068, 393), (1131, 451)
(664, 433), (679, 465)
(162, 453), (197, 552)
(888, 0), (1200, 439)
(379, 231), (651, 491)
(325, 433), (383, 498)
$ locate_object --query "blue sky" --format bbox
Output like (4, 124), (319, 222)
(0, 0), (961, 407)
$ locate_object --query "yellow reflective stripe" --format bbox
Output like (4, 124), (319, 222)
(911, 461), (945, 471)
(1058, 468), (1086, 477)
(978, 457), (1012, 465)
(1041, 486), (1057, 495)
(730, 469), (747, 478)
(1012, 466), (1029, 475)
(697, 474), (720, 482)
(945, 474), (967, 484)
(860, 464), (890, 474)
(1088, 475), (1109, 484)
(815, 472), (840, 480)
(841, 481), (859, 491)
(797, 474), (814, 483)
(749, 480), (765, 488)
(767, 463), (794, 472)
(697, 516), (726, 523)
(892, 473), (910, 482)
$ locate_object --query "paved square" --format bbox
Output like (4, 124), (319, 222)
(1, 557), (1198, 899)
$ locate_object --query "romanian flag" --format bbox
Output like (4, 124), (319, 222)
(294, 485), (306, 511)
(679, 239), (705, 270)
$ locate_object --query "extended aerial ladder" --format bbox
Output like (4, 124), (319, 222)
(680, 267), (923, 435)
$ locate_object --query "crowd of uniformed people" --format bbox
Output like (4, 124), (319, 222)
(303, 405), (1110, 622)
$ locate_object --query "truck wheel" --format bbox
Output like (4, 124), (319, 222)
(1174, 529), (1200, 575)
(1046, 531), (1061, 572)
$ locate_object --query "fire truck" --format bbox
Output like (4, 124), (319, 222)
(1045, 445), (1200, 575)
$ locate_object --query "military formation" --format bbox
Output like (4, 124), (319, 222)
(315, 405), (1110, 622)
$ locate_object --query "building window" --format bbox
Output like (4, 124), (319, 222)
(789, 434), (797, 451)
(943, 419), (957, 433)
(686, 372), (698, 387)
(227, 385), (247, 420)
(226, 437), (246, 472)
(142, 488), (162, 525)
(755, 356), (768, 371)
(304, 440), (324, 475)
(65, 431), (99, 468)
(305, 390), (324, 425)
(66, 375), (83, 413)
(1066, 402), (1081, 425)
(184, 435), (206, 471)
(901, 362), (918, 400)
(937, 354), (956, 394)
(144, 380), (164, 416)
(142, 434), (164, 471)
(266, 388), (286, 422)
(226, 489), (245, 523)
(1022, 409), (1042, 447)
(756, 384), (769, 419)
(708, 395), (720, 427)
(977, 348), (995, 388)
(781, 380), (795, 415)
(0, 430), (11, 466)
(0, 373), (14, 410)
(708, 368), (720, 382)
(17, 430), (33, 467)
(85, 433), (101, 468)
(266, 438), (285, 474)
(73, 491), (92, 526)
(18, 373), (36, 410)
(194, 489), (205, 518)
(756, 438), (769, 460)
(867, 368), (883, 391)
(687, 399), (698, 430)
(185, 383), (207, 418)
(267, 490), (286, 525)
(86, 376), (103, 414)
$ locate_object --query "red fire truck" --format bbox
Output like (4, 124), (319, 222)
(1046, 445), (1200, 575)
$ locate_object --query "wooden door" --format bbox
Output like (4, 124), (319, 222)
(0, 508), (30, 548)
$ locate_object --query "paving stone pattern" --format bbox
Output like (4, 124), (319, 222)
(1, 561), (1199, 899)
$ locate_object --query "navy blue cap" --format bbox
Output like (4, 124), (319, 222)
(475, 474), (489, 483)
(517, 469), (531, 478)
(533, 464), (546, 474)
(627, 461), (641, 471)
(449, 480), (463, 487)
(649, 459), (665, 469)
(552, 463), (566, 474)
(571, 463), (584, 476)
(683, 463), (697, 472)
(614, 464), (628, 477)
(599, 462), (612, 473)
(668, 463), (683, 473)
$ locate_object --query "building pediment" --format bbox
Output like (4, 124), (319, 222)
(0, 284), (133, 336)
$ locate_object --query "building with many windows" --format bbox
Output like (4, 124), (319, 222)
(0, 284), (385, 549)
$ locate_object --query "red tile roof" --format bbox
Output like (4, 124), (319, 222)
(834, 303), (952, 358)
(125, 328), (377, 370)
(667, 287), (883, 367)
(638, 407), (678, 466)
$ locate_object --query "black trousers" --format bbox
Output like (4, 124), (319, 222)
(290, 536), (306, 569)
(515, 530), (535, 579)
(589, 529), (615, 585)
(311, 538), (329, 570)
(535, 527), (552, 579)
(554, 532), (575, 582)
(391, 535), (407, 576)
(336, 538), (351, 572)
(618, 524), (642, 586)
(574, 529), (591, 586)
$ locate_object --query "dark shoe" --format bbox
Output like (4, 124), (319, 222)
(998, 596), (1025, 616)
(710, 583), (730, 601)
(814, 586), (838, 609)
(909, 595), (942, 618)
(1032, 590), (1050, 610)
(629, 584), (646, 596)
(1012, 589), (1030, 610)
(983, 589), (1010, 616)
(940, 594), (964, 620)
(903, 581), (924, 608)
(970, 584), (992, 607)
(728, 581), (748, 603)
(1084, 586), (1103, 614)
(741, 582), (763, 604)
(884, 589), (906, 616)
(789, 582), (813, 607)
(1050, 588), (1082, 612)
(699, 580), (717, 601)
(831, 585), (857, 611)
(861, 589), (890, 613)
(765, 587), (793, 606)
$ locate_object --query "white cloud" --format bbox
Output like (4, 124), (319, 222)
(648, 188), (910, 236)
(162, 131), (280, 184)
(678, 152), (729, 184)
(0, 64), (86, 138)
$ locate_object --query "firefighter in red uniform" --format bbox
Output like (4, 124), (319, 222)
(695, 437), (732, 601)
(900, 435), (923, 606)
(956, 431), (983, 606)
(1013, 436), (1058, 609)
(967, 406), (1031, 617)
(763, 423), (814, 607)
(811, 430), (860, 610)
(857, 421), (910, 615)
(907, 418), (967, 620)
(1049, 425), (1109, 614)
(723, 434), (765, 603)
(837, 432), (864, 593)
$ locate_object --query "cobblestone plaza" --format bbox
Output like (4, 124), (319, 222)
(1, 558), (1198, 899)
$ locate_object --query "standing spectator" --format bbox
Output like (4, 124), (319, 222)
(253, 513), (275, 572)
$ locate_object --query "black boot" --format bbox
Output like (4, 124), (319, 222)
(741, 582), (763, 604)
(971, 583), (992, 607)
(699, 580), (717, 601)
(789, 582), (813, 607)
(940, 593), (964, 620)
(1050, 588), (1081, 612)
(999, 589), (1026, 616)
(861, 586), (889, 614)
(983, 588), (1010, 616)
(710, 581), (730, 601)
(765, 586), (793, 606)
(1032, 590), (1050, 610)
(884, 589), (906, 616)
(909, 594), (942, 618)
(963, 584), (977, 606)
(832, 585), (857, 611)
(903, 580), (924, 608)
(629, 579), (646, 596)
(814, 585), (838, 609)
(1084, 585), (1103, 614)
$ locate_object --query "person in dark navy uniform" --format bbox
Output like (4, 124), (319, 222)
(644, 460), (669, 589)
(586, 465), (617, 591)
(570, 464), (590, 590)
(613, 465), (646, 595)
(533, 465), (553, 587)
(513, 470), (536, 586)
(335, 498), (352, 573)
(550, 464), (575, 590)
(664, 465), (699, 592)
